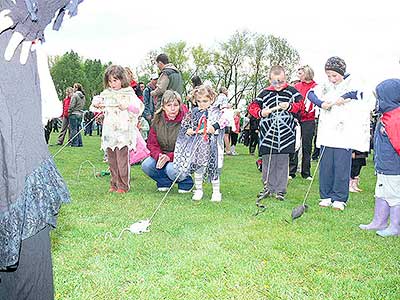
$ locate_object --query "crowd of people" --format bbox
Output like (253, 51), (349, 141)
(1, 2), (400, 298)
(74, 52), (399, 234)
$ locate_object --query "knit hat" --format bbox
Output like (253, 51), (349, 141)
(325, 56), (346, 76)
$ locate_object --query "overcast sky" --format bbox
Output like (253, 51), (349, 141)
(43, 0), (400, 89)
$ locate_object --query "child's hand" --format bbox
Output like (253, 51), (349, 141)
(186, 128), (195, 136)
(321, 102), (333, 110)
(261, 108), (272, 117)
(278, 102), (290, 110)
(335, 97), (350, 106)
(207, 125), (215, 134)
(156, 154), (170, 169)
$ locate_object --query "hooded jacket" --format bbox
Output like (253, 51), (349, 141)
(374, 79), (400, 175)
(68, 90), (85, 115)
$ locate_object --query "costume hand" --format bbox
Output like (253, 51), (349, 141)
(156, 154), (170, 169)
(1, 9), (33, 65)
(186, 128), (195, 136)
(0, 10), (13, 32)
(278, 102), (290, 110)
(261, 108), (272, 117)
(321, 101), (333, 110)
(207, 125), (215, 134)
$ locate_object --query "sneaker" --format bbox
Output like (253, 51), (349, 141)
(332, 201), (346, 211)
(304, 176), (313, 181)
(319, 198), (332, 207)
(157, 187), (169, 192)
(288, 175), (294, 180)
(211, 192), (222, 202)
(116, 189), (127, 194)
(178, 188), (192, 194)
(275, 192), (285, 201)
(192, 190), (203, 201)
(257, 187), (272, 200)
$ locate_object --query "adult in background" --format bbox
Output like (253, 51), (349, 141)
(83, 110), (94, 136)
(57, 87), (73, 145)
(0, 1), (82, 299)
(215, 87), (232, 154)
(289, 65), (317, 180)
(186, 75), (202, 109)
(143, 73), (158, 123)
(141, 90), (193, 192)
(68, 83), (85, 147)
(248, 114), (260, 155)
(151, 53), (183, 104)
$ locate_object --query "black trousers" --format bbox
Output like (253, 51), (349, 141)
(230, 132), (238, 146)
(312, 119), (320, 160)
(0, 226), (54, 300)
(289, 120), (315, 178)
(300, 120), (315, 178)
(249, 130), (259, 154)
(242, 129), (250, 146)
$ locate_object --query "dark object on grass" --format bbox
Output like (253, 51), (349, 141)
(291, 204), (309, 220)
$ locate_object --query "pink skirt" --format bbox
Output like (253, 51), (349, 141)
(129, 132), (150, 165)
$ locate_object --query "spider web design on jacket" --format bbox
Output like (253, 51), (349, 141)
(259, 111), (296, 152)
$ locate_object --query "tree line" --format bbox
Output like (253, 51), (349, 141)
(50, 30), (300, 109)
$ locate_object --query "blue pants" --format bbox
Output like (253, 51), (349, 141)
(319, 146), (352, 202)
(141, 157), (194, 191)
(69, 114), (83, 147)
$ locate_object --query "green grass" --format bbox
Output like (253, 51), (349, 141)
(49, 133), (400, 300)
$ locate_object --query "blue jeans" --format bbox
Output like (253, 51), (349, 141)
(319, 146), (352, 202)
(69, 114), (83, 147)
(141, 157), (193, 191)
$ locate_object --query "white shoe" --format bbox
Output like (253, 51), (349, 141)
(178, 189), (192, 194)
(157, 187), (169, 192)
(332, 201), (346, 211)
(192, 190), (203, 201)
(211, 192), (222, 202)
(319, 198), (332, 207)
(288, 175), (293, 180)
(305, 176), (313, 181)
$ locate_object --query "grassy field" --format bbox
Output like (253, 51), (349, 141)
(48, 133), (400, 300)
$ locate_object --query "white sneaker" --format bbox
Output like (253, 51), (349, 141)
(305, 176), (313, 181)
(178, 189), (192, 194)
(192, 190), (203, 201)
(319, 198), (332, 207)
(211, 192), (222, 202)
(157, 187), (169, 192)
(332, 201), (346, 211)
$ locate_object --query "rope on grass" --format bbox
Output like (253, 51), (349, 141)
(77, 160), (98, 180)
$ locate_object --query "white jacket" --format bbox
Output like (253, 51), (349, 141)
(314, 75), (375, 152)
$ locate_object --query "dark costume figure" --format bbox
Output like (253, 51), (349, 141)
(0, 1), (83, 299)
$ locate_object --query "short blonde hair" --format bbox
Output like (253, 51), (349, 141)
(152, 90), (183, 125)
(269, 65), (286, 77)
(193, 85), (216, 103)
(298, 65), (314, 81)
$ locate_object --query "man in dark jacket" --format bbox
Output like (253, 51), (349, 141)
(150, 53), (183, 104)
(143, 73), (158, 123)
